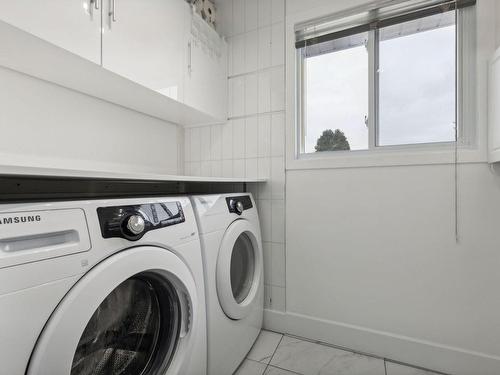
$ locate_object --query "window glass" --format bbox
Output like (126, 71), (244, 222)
(303, 32), (369, 153)
(378, 11), (456, 146)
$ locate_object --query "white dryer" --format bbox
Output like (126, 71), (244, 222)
(191, 193), (263, 375)
(0, 196), (206, 375)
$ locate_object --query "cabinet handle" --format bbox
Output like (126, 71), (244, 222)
(112, 0), (117, 22)
(108, 0), (116, 28)
(95, 0), (99, 10)
(88, 0), (94, 19)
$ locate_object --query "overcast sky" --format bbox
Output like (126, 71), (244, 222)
(304, 24), (456, 152)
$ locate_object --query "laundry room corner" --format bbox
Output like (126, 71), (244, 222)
(182, 0), (288, 317)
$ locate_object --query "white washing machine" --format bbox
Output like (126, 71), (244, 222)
(0, 196), (206, 375)
(191, 193), (263, 375)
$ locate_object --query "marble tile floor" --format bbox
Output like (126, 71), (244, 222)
(234, 330), (446, 375)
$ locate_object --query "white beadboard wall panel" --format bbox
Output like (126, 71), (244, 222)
(245, 0), (259, 32)
(271, 112), (286, 157)
(245, 117), (259, 158)
(245, 158), (259, 179)
(271, 0), (286, 23)
(245, 30), (260, 73)
(271, 22), (285, 66)
(263, 242), (273, 285)
(232, 0), (245, 35)
(232, 34), (246, 76)
(258, 157), (271, 180)
(270, 66), (286, 111)
(258, 114), (272, 158)
(259, 0), (272, 28)
(245, 73), (259, 115)
(259, 26), (273, 69)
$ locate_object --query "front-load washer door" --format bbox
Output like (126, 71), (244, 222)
(27, 246), (198, 375)
(216, 219), (262, 320)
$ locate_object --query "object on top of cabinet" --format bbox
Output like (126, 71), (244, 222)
(184, 9), (228, 121)
(193, 0), (217, 29)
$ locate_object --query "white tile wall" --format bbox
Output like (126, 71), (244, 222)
(245, 31), (259, 72)
(245, 73), (259, 115)
(244, 0), (259, 32)
(233, 0), (245, 35)
(185, 0), (286, 312)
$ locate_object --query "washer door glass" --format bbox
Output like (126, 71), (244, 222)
(71, 273), (181, 375)
(230, 233), (256, 304)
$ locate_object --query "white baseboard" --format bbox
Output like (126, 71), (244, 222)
(263, 309), (500, 375)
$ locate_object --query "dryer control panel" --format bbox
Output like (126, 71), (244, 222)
(97, 202), (185, 241)
(226, 195), (253, 215)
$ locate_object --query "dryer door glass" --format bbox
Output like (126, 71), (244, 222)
(230, 233), (256, 303)
(71, 273), (181, 375)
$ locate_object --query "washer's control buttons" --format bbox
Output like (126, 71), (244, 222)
(230, 200), (244, 215)
(126, 214), (145, 235)
(98, 202), (185, 241)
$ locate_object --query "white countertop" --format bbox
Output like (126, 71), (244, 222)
(0, 165), (266, 183)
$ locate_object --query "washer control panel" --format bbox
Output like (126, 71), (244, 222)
(226, 195), (253, 215)
(97, 202), (185, 241)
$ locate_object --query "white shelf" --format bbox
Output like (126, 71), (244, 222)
(0, 164), (266, 183)
(0, 20), (225, 127)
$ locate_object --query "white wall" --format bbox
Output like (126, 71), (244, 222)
(184, 0), (287, 312)
(0, 67), (181, 174)
(276, 1), (500, 375)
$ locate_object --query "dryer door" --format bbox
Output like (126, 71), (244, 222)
(216, 219), (263, 320)
(27, 246), (198, 375)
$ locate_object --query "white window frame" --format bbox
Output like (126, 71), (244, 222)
(286, 1), (488, 171)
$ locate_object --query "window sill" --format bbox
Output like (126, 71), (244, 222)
(286, 145), (487, 171)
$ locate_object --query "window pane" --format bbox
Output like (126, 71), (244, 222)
(303, 32), (369, 153)
(378, 12), (456, 146)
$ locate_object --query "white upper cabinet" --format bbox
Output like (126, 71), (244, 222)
(0, 0), (101, 64)
(184, 12), (228, 121)
(101, 0), (191, 103)
(101, 0), (227, 121)
(0, 0), (227, 124)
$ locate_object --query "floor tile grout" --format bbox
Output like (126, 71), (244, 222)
(283, 332), (385, 361)
(385, 359), (451, 375)
(262, 333), (285, 374)
(247, 329), (449, 375)
(266, 363), (304, 375)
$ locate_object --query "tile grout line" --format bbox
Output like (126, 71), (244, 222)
(266, 364), (303, 375)
(284, 332), (386, 361)
(385, 359), (451, 375)
(278, 332), (449, 375)
(263, 334), (285, 374)
(228, 64), (286, 80)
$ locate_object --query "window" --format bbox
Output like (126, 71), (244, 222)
(296, 0), (476, 155)
(378, 13), (456, 146)
(303, 32), (369, 153)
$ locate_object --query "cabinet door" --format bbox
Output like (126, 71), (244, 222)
(0, 0), (101, 64)
(102, 0), (190, 102)
(184, 13), (228, 121)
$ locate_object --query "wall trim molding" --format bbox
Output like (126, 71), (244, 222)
(263, 309), (500, 375)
